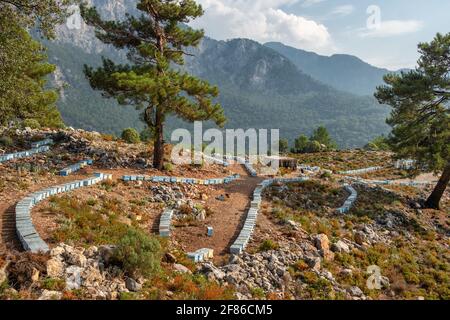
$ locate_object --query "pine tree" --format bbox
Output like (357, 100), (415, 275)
(80, 0), (226, 170)
(375, 33), (450, 210)
(0, 0), (73, 39)
(293, 134), (309, 153)
(0, 7), (63, 128)
(310, 126), (336, 149)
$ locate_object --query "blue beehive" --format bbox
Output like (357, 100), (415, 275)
(207, 226), (214, 237)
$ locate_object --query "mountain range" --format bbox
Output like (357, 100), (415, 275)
(42, 0), (393, 148)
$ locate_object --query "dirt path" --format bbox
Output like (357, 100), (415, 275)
(173, 164), (264, 262)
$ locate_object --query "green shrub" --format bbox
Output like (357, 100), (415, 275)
(163, 162), (173, 172)
(113, 228), (162, 277)
(140, 128), (155, 142)
(0, 136), (13, 147)
(121, 128), (141, 144)
(23, 119), (41, 129)
(259, 239), (279, 252)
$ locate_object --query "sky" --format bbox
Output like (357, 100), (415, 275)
(188, 0), (450, 70)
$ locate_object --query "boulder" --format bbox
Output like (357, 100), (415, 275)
(331, 240), (350, 254)
(46, 258), (65, 278)
(98, 245), (116, 264)
(305, 256), (321, 271)
(354, 231), (366, 245)
(125, 278), (142, 292)
(65, 266), (83, 290)
(163, 252), (177, 264)
(173, 264), (192, 274)
(67, 251), (87, 267)
(38, 290), (63, 300)
(313, 234), (330, 252)
(348, 286), (364, 297)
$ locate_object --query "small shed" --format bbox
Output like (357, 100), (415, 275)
(263, 156), (298, 170)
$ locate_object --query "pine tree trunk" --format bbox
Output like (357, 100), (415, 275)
(153, 109), (164, 170)
(424, 163), (450, 210)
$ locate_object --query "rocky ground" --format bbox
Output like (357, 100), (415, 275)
(0, 127), (448, 300)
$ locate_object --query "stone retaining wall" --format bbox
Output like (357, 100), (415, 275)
(15, 172), (113, 253)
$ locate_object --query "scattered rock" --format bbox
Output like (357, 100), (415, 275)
(331, 240), (350, 254)
(348, 286), (364, 297)
(305, 256), (321, 271)
(163, 252), (177, 264)
(354, 231), (366, 245)
(46, 258), (65, 278)
(173, 264), (192, 274)
(125, 278), (142, 292)
(38, 290), (63, 300)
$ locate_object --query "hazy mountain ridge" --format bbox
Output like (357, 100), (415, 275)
(265, 42), (400, 96)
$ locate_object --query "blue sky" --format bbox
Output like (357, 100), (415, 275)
(190, 0), (450, 70)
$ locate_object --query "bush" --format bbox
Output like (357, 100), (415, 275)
(259, 239), (279, 252)
(140, 128), (155, 142)
(121, 128), (141, 144)
(112, 228), (162, 277)
(163, 162), (173, 172)
(23, 119), (41, 129)
(0, 136), (14, 147)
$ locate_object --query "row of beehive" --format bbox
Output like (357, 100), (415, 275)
(16, 173), (112, 253)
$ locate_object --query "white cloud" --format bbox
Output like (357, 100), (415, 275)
(190, 0), (334, 54)
(330, 5), (354, 17)
(301, 0), (326, 7)
(359, 20), (424, 38)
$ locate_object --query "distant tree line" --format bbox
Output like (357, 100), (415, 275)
(278, 126), (337, 154)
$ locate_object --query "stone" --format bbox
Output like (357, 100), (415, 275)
(67, 251), (87, 267)
(46, 258), (65, 278)
(82, 266), (103, 288)
(286, 220), (299, 230)
(50, 246), (65, 258)
(164, 252), (177, 264)
(99, 245), (116, 264)
(173, 264), (192, 274)
(380, 276), (390, 289)
(31, 268), (40, 283)
(125, 278), (142, 292)
(313, 234), (330, 252)
(340, 269), (353, 276)
(0, 261), (9, 284)
(305, 256), (321, 271)
(354, 231), (366, 245)
(348, 286), (364, 297)
(216, 195), (226, 201)
(85, 246), (98, 258)
(38, 290), (63, 300)
(65, 266), (83, 290)
(331, 240), (350, 254)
